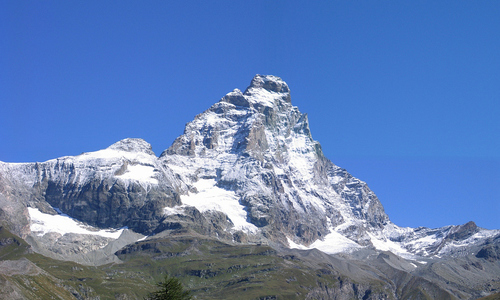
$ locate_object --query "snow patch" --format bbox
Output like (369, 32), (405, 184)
(288, 231), (362, 254)
(78, 148), (154, 162)
(245, 88), (278, 107)
(368, 232), (414, 259)
(181, 179), (258, 233)
(28, 207), (125, 239)
(309, 231), (363, 254)
(287, 238), (309, 250)
(164, 205), (186, 216)
(116, 164), (158, 184)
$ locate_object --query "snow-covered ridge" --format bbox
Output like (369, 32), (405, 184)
(219, 74), (291, 109)
(107, 137), (156, 155)
(73, 143), (160, 186)
(3, 138), (163, 189)
(288, 220), (500, 259)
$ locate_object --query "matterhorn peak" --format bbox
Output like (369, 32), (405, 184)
(107, 138), (155, 156)
(165, 75), (302, 158)
(219, 75), (292, 110)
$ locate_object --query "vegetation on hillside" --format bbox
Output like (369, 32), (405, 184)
(145, 275), (192, 300)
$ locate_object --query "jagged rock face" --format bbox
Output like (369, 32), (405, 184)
(0, 165), (36, 238)
(42, 179), (178, 234)
(477, 244), (500, 262)
(161, 75), (390, 246)
(476, 235), (500, 262)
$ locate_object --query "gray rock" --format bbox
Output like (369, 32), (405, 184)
(477, 244), (500, 262)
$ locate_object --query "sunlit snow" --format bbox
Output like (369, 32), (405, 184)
(245, 87), (278, 107)
(180, 179), (258, 233)
(116, 164), (158, 184)
(164, 205), (185, 216)
(288, 231), (362, 254)
(78, 148), (153, 162)
(437, 229), (499, 255)
(367, 232), (414, 259)
(309, 231), (362, 254)
(28, 207), (125, 239)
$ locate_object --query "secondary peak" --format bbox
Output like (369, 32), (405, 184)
(107, 138), (155, 155)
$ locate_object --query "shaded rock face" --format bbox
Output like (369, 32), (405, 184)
(476, 237), (500, 262)
(221, 89), (249, 108)
(0, 167), (36, 238)
(476, 245), (500, 261)
(43, 179), (179, 235)
(447, 221), (479, 241)
(0, 193), (30, 239)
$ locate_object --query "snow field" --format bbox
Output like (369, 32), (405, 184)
(180, 179), (258, 234)
(28, 207), (125, 239)
(115, 164), (158, 184)
(287, 230), (362, 254)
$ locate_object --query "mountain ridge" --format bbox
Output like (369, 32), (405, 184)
(1, 75), (498, 257)
(1, 74), (499, 299)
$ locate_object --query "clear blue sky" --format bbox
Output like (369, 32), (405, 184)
(1, 1), (499, 229)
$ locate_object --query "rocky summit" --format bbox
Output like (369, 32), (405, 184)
(1, 75), (499, 299)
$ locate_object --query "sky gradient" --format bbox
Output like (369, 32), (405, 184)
(2, 1), (499, 229)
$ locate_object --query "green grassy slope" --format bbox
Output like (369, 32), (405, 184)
(5, 227), (488, 299)
(1, 228), (394, 299)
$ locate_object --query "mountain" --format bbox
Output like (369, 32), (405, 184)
(1, 75), (499, 299)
